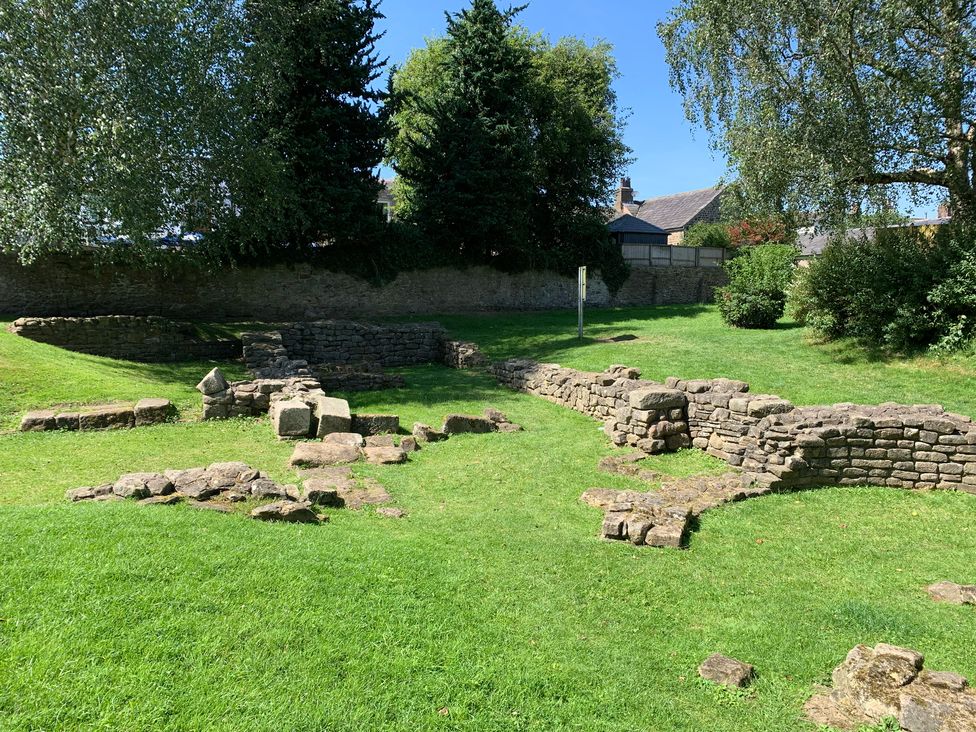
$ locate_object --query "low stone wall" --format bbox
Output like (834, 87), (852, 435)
(674, 377), (976, 492)
(21, 398), (175, 432)
(279, 321), (446, 367)
(489, 360), (691, 453)
(9, 316), (241, 362)
(491, 358), (976, 493)
(0, 253), (724, 320)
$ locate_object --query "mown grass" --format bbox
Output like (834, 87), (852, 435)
(431, 306), (976, 419)
(0, 318), (248, 432)
(1, 308), (975, 731)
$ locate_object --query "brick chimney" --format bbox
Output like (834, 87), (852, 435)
(615, 177), (634, 212)
(938, 202), (951, 219)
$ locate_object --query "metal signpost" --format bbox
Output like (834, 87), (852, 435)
(578, 266), (586, 339)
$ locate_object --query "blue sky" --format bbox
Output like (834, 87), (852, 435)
(374, 0), (726, 203)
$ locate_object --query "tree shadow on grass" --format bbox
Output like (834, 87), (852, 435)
(339, 366), (515, 410)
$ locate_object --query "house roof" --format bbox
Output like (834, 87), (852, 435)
(635, 186), (723, 232)
(797, 217), (952, 257)
(608, 213), (667, 235)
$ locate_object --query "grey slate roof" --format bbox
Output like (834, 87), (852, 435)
(635, 186), (723, 232)
(608, 213), (667, 235)
(797, 218), (952, 257)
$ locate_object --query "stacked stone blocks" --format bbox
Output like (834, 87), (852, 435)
(21, 398), (175, 432)
(490, 360), (688, 454)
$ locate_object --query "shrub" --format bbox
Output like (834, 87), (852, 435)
(716, 244), (796, 328)
(683, 222), (731, 248)
(789, 222), (976, 353)
(727, 217), (795, 248)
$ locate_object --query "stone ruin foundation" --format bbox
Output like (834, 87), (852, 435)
(21, 398), (175, 432)
(491, 358), (976, 548)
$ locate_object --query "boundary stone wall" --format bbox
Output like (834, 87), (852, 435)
(8, 316), (241, 362)
(0, 254), (725, 319)
(492, 358), (976, 493)
(279, 321), (446, 367)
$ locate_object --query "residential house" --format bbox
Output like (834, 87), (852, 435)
(796, 206), (953, 266)
(614, 179), (724, 245)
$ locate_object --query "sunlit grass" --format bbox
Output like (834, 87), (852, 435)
(1, 308), (974, 730)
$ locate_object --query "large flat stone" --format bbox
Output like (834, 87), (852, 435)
(250, 501), (324, 524)
(20, 410), (57, 432)
(79, 406), (135, 431)
(288, 442), (360, 468)
(628, 387), (687, 411)
(351, 414), (400, 436)
(442, 414), (496, 434)
(363, 446), (407, 465)
(698, 654), (755, 688)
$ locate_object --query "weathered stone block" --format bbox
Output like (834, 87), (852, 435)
(250, 501), (323, 524)
(629, 387), (686, 411)
(288, 442), (360, 468)
(134, 398), (175, 427)
(196, 367), (229, 396)
(272, 399), (312, 439)
(442, 414), (496, 434)
(79, 406), (134, 431)
(20, 410), (57, 432)
(312, 396), (352, 437)
(698, 654), (755, 688)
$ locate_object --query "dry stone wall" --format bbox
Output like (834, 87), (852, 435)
(279, 321), (446, 367)
(489, 360), (690, 454)
(673, 377), (976, 492)
(492, 358), (976, 494)
(9, 316), (241, 362)
(0, 254), (724, 320)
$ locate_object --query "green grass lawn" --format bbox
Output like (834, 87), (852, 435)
(432, 306), (976, 419)
(0, 319), (248, 432)
(1, 307), (975, 731)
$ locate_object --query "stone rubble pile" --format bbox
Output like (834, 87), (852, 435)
(21, 398), (175, 432)
(64, 462), (325, 524)
(805, 644), (976, 731)
(582, 472), (759, 548)
(442, 340), (488, 369)
(241, 331), (312, 379)
(196, 366), (323, 423)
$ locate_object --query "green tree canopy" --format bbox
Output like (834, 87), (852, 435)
(0, 0), (246, 262)
(388, 0), (629, 276)
(0, 0), (389, 264)
(241, 0), (387, 253)
(660, 0), (976, 222)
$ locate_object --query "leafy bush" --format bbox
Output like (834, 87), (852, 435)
(683, 222), (731, 248)
(727, 217), (795, 248)
(789, 222), (976, 353)
(716, 244), (796, 328)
